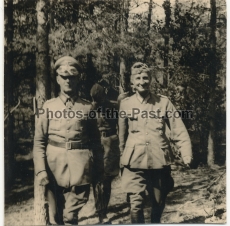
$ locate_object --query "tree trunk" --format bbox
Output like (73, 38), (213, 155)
(207, 0), (217, 167)
(50, 55), (57, 98)
(35, 0), (50, 109)
(50, 0), (57, 98)
(144, 0), (153, 62)
(34, 0), (50, 225)
(4, 0), (15, 190)
(147, 0), (153, 31)
(119, 0), (129, 93)
(163, 0), (171, 87)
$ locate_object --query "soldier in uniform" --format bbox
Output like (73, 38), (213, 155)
(119, 62), (192, 223)
(33, 56), (100, 225)
(90, 83), (120, 224)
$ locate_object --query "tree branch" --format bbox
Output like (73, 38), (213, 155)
(4, 98), (21, 121)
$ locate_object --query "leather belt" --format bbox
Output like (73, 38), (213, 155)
(100, 130), (117, 138)
(48, 139), (88, 150)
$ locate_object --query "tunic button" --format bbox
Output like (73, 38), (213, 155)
(146, 133), (148, 135)
(159, 131), (163, 135)
(146, 142), (149, 145)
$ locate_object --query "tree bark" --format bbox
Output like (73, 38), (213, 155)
(119, 0), (129, 93)
(147, 0), (153, 31)
(163, 0), (171, 87)
(207, 0), (217, 167)
(35, 0), (50, 109)
(4, 0), (15, 190)
(50, 0), (57, 98)
(34, 0), (50, 225)
(143, 0), (153, 62)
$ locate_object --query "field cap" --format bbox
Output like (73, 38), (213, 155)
(131, 62), (150, 76)
(90, 83), (105, 102)
(54, 56), (82, 76)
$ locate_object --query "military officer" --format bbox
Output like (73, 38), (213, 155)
(33, 56), (100, 225)
(90, 83), (120, 224)
(119, 62), (192, 223)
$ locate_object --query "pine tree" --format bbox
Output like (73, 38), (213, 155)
(207, 0), (217, 167)
(4, 0), (14, 190)
(162, 0), (171, 87)
(35, 0), (50, 109)
(34, 0), (50, 224)
(119, 0), (129, 93)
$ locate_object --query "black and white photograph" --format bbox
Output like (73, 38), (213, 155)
(4, 0), (226, 225)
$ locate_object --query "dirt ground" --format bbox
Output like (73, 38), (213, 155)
(5, 154), (226, 225)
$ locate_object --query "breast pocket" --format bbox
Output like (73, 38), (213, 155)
(49, 119), (61, 131)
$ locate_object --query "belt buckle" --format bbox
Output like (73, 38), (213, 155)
(102, 131), (106, 137)
(66, 142), (71, 150)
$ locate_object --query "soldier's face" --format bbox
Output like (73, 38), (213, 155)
(132, 72), (150, 94)
(57, 74), (80, 94)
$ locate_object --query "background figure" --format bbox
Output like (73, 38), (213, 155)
(90, 83), (120, 224)
(33, 56), (100, 225)
(119, 62), (192, 223)
(117, 82), (135, 107)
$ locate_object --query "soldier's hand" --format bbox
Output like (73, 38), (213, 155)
(183, 156), (192, 166)
(37, 171), (49, 186)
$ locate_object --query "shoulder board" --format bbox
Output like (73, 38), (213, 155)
(80, 98), (91, 104)
(157, 94), (168, 99)
(46, 98), (56, 103)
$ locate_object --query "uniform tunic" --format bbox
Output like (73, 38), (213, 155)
(33, 93), (100, 188)
(119, 93), (192, 169)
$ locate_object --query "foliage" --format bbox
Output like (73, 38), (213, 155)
(150, 0), (226, 164)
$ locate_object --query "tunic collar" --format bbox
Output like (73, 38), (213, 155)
(59, 92), (78, 105)
(136, 92), (150, 104)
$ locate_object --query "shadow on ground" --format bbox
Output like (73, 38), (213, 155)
(79, 202), (130, 222)
(5, 155), (226, 225)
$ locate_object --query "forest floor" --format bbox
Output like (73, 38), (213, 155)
(5, 153), (226, 225)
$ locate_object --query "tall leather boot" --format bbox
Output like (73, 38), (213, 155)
(130, 210), (145, 224)
(93, 177), (113, 224)
(151, 204), (165, 223)
(151, 209), (161, 223)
